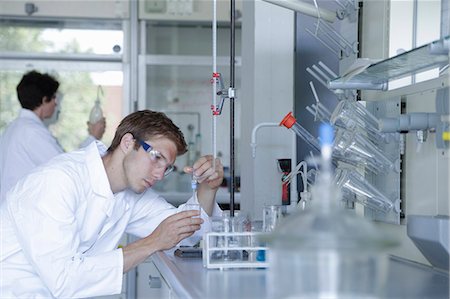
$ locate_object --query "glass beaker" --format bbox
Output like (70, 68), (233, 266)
(334, 167), (394, 213)
(333, 128), (395, 174)
(263, 205), (283, 232)
(182, 203), (201, 217)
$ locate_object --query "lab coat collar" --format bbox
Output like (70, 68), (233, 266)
(85, 141), (115, 216)
(19, 108), (45, 126)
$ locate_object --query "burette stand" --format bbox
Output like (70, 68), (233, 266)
(210, 0), (237, 216)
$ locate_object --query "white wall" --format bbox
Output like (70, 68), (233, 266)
(240, 0), (295, 220)
(360, 0), (450, 266)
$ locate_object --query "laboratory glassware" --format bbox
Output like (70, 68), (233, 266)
(209, 215), (244, 261)
(265, 123), (398, 299)
(183, 203), (201, 218)
(333, 127), (396, 174)
(280, 112), (321, 152)
(330, 99), (384, 144)
(280, 112), (395, 174)
(334, 167), (394, 213)
(89, 85), (104, 124)
(263, 205), (283, 232)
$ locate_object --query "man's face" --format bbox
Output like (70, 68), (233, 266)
(123, 136), (177, 194)
(41, 94), (58, 120)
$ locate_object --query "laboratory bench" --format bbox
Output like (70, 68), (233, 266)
(138, 249), (449, 299)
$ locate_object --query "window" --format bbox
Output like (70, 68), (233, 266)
(140, 21), (242, 194)
(388, 0), (442, 89)
(0, 19), (123, 55)
(0, 19), (125, 151)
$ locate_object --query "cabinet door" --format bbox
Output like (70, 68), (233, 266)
(136, 259), (172, 299)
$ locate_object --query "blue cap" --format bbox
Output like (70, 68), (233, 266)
(319, 123), (334, 146)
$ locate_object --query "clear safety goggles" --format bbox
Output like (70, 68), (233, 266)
(137, 139), (175, 177)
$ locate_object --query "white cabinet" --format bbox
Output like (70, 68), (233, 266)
(136, 258), (173, 299)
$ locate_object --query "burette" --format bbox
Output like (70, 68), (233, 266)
(212, 0), (218, 170)
(191, 0), (219, 196)
(194, 0), (236, 217)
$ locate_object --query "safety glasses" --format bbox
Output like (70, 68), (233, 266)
(137, 139), (175, 177)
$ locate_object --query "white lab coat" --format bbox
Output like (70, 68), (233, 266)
(0, 108), (64, 201)
(0, 141), (221, 298)
(79, 134), (97, 148)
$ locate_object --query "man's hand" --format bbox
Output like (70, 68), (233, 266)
(87, 117), (106, 140)
(183, 155), (224, 216)
(122, 210), (202, 273)
(184, 155), (224, 190)
(148, 210), (203, 251)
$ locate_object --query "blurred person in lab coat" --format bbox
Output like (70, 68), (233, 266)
(0, 109), (223, 298)
(79, 116), (106, 148)
(0, 70), (64, 202)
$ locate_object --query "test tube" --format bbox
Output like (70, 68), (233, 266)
(280, 112), (321, 152)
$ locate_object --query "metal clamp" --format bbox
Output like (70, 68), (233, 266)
(211, 72), (237, 116)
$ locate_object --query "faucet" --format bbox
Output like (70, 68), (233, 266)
(250, 122), (281, 158)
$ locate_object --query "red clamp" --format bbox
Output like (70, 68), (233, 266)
(210, 72), (220, 84)
(210, 105), (220, 115)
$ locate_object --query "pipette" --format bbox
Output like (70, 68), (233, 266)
(191, 174), (198, 201)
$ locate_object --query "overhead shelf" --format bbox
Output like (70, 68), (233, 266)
(328, 35), (449, 91)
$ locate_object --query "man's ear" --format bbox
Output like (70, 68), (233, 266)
(120, 133), (135, 153)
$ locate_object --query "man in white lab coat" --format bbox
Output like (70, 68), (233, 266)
(0, 109), (224, 298)
(0, 70), (64, 201)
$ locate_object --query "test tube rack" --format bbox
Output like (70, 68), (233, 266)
(203, 232), (269, 269)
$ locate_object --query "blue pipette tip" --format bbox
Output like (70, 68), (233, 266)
(319, 123), (334, 146)
(191, 178), (198, 191)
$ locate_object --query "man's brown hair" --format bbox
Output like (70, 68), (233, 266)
(108, 110), (187, 155)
